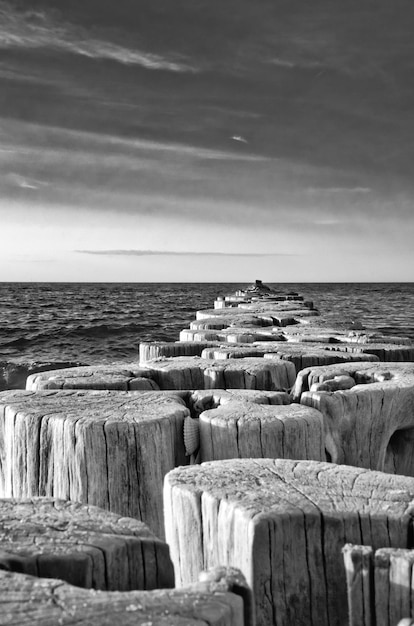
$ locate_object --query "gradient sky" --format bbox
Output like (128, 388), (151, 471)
(1, 0), (413, 281)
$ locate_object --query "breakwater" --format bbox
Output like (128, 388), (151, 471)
(1, 281), (414, 625)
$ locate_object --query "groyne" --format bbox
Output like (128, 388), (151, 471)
(1, 280), (414, 625)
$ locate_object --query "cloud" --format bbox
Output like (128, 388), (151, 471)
(77, 249), (299, 257)
(307, 187), (372, 195)
(0, 2), (194, 72)
(7, 173), (49, 191)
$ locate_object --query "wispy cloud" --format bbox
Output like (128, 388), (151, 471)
(0, 2), (194, 72)
(307, 187), (372, 194)
(77, 249), (299, 257)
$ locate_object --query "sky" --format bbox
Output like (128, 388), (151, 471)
(1, 0), (413, 282)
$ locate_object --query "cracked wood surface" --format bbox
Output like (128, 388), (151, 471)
(282, 325), (411, 346)
(0, 497), (174, 591)
(26, 362), (159, 391)
(201, 343), (379, 368)
(189, 389), (290, 417)
(0, 569), (247, 626)
(141, 357), (296, 391)
(164, 458), (414, 626)
(295, 362), (414, 474)
(25, 358), (296, 392)
(199, 402), (325, 462)
(0, 390), (189, 538)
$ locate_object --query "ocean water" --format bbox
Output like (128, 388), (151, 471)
(0, 282), (413, 365)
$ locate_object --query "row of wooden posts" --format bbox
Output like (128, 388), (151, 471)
(1, 281), (414, 625)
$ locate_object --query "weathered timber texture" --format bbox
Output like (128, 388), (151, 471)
(0, 568), (249, 626)
(343, 544), (414, 626)
(26, 358), (295, 392)
(189, 389), (290, 417)
(201, 341), (413, 363)
(195, 304), (315, 321)
(0, 497), (174, 591)
(26, 362), (159, 391)
(202, 343), (379, 368)
(332, 343), (414, 362)
(0, 390), (189, 538)
(141, 357), (296, 391)
(199, 402), (324, 462)
(139, 341), (221, 363)
(283, 325), (411, 346)
(295, 362), (414, 474)
(342, 544), (374, 626)
(179, 328), (286, 343)
(164, 458), (414, 626)
(263, 346), (378, 369)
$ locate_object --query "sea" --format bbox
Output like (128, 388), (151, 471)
(0, 282), (413, 366)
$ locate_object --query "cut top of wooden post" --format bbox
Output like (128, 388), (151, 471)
(0, 497), (174, 591)
(0, 390), (189, 538)
(141, 357), (296, 391)
(293, 362), (414, 472)
(293, 361), (414, 400)
(25, 358), (296, 392)
(164, 459), (414, 626)
(26, 362), (159, 391)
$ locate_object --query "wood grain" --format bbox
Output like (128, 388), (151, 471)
(0, 390), (189, 538)
(199, 402), (325, 462)
(296, 362), (414, 474)
(0, 568), (249, 626)
(164, 458), (414, 626)
(0, 497), (174, 591)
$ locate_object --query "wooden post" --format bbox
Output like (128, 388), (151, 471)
(199, 402), (325, 462)
(0, 497), (174, 591)
(0, 567), (251, 625)
(0, 390), (189, 539)
(342, 544), (374, 626)
(164, 458), (414, 626)
(297, 362), (414, 473)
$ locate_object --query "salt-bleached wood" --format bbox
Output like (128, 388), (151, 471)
(202, 340), (413, 364)
(202, 343), (377, 365)
(184, 390), (290, 459)
(189, 389), (290, 417)
(190, 315), (274, 330)
(327, 342), (414, 362)
(342, 544), (374, 626)
(195, 303), (315, 322)
(375, 548), (414, 626)
(164, 458), (414, 626)
(201, 346), (274, 360)
(0, 567), (250, 626)
(284, 324), (411, 346)
(139, 341), (221, 363)
(295, 362), (414, 473)
(179, 328), (285, 343)
(199, 402), (325, 462)
(263, 345), (378, 369)
(141, 357), (296, 391)
(26, 362), (159, 391)
(293, 361), (414, 398)
(343, 544), (414, 626)
(0, 390), (189, 538)
(0, 497), (174, 591)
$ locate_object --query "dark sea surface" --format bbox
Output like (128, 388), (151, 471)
(0, 283), (413, 365)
